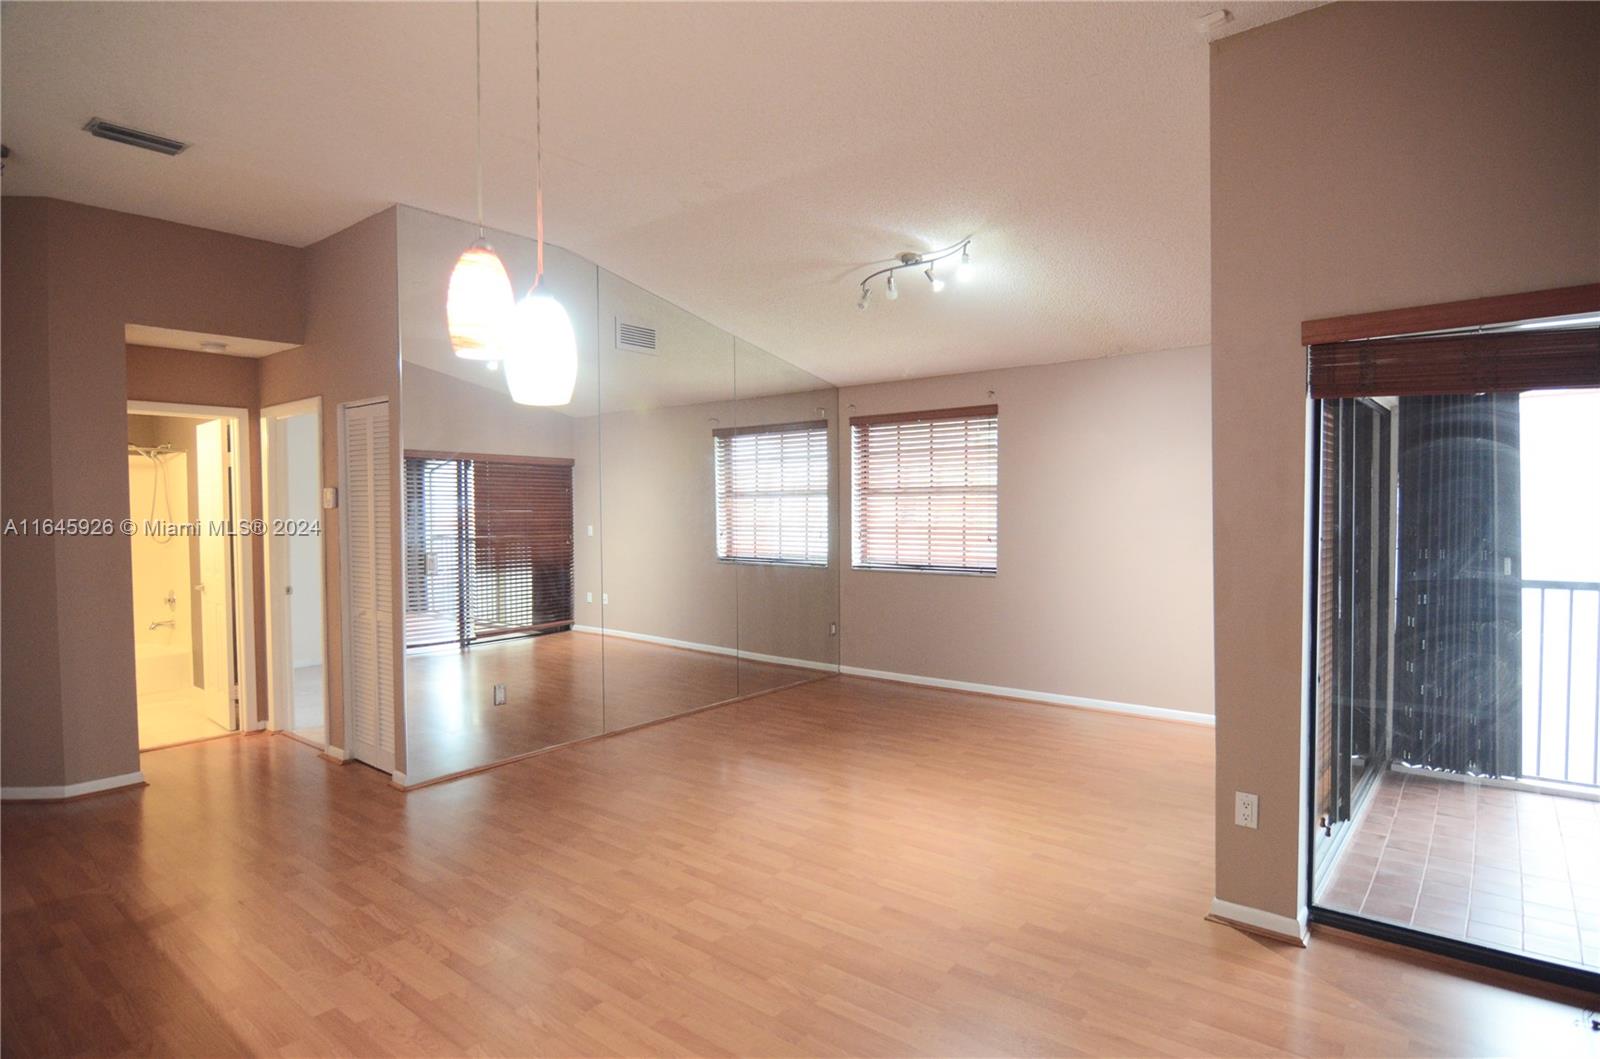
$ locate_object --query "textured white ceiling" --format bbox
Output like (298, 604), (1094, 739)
(1, 1), (1319, 385)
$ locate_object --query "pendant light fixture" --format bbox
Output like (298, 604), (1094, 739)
(447, 1), (514, 361)
(504, 0), (578, 407)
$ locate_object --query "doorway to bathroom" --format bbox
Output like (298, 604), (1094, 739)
(126, 402), (256, 750)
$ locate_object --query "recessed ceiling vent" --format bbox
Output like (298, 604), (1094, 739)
(82, 117), (188, 156)
(615, 319), (658, 354)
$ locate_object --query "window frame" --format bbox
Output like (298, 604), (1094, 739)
(849, 404), (999, 576)
(712, 419), (831, 569)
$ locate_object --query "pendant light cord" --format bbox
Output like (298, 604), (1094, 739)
(474, 0), (484, 238)
(533, 0), (545, 290)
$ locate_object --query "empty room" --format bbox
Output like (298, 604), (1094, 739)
(2, 2), (1597, 1056)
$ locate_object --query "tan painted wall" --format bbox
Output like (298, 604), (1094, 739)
(259, 208), (402, 768)
(837, 348), (1215, 716)
(598, 401), (739, 650)
(1210, 1), (1600, 919)
(1, 197), (303, 789)
(402, 363), (575, 460)
(125, 345), (269, 723)
(1, 201), (65, 787)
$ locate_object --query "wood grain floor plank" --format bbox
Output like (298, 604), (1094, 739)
(5, 676), (1596, 1057)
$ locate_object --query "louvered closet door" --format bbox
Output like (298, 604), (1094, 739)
(342, 400), (396, 772)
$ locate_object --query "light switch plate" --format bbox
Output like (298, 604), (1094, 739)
(321, 486), (338, 509)
(586, 592), (593, 604)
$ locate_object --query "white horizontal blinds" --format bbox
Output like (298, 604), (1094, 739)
(402, 451), (575, 647)
(851, 405), (999, 573)
(713, 420), (829, 565)
(343, 400), (395, 771)
(402, 457), (467, 648)
(469, 459), (574, 639)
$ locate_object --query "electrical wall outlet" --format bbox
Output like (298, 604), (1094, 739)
(602, 593), (609, 605)
(492, 683), (507, 706)
(829, 622), (838, 636)
(1235, 791), (1259, 829)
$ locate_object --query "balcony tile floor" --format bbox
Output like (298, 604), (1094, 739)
(1318, 770), (1600, 972)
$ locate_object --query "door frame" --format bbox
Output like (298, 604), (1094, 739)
(259, 397), (326, 746)
(126, 400), (259, 735)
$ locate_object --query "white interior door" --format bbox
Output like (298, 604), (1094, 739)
(264, 407), (328, 740)
(195, 418), (236, 731)
(341, 400), (396, 772)
(264, 414), (294, 730)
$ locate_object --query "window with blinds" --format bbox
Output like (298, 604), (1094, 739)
(850, 405), (998, 574)
(403, 451), (574, 648)
(713, 420), (829, 566)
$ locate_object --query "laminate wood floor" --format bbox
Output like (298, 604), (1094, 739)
(4, 678), (1595, 1057)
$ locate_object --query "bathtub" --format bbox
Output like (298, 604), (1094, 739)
(135, 640), (194, 696)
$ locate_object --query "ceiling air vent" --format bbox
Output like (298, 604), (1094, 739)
(615, 319), (658, 354)
(83, 117), (188, 156)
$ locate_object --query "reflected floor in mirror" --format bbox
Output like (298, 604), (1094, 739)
(404, 630), (826, 783)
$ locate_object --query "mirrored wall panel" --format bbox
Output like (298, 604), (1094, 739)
(398, 207), (603, 783)
(730, 338), (840, 697)
(398, 207), (838, 783)
(596, 269), (739, 729)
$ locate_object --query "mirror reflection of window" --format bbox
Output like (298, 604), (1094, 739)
(713, 421), (829, 566)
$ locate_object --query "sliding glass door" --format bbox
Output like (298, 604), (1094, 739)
(1308, 316), (1600, 985)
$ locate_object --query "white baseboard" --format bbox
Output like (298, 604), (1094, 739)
(1207, 897), (1309, 946)
(572, 625), (835, 673)
(1, 770), (146, 802)
(324, 745), (348, 761)
(837, 665), (1215, 727)
(390, 771), (408, 787)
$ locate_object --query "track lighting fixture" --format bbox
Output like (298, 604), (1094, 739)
(854, 239), (973, 309)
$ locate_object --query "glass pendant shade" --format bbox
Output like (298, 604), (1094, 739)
(503, 292), (578, 406)
(447, 242), (514, 360)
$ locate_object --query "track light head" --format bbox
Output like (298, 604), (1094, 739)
(857, 286), (871, 310)
(956, 242), (975, 283)
(885, 274), (898, 301)
(925, 265), (945, 293)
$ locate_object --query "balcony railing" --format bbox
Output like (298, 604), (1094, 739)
(1522, 579), (1600, 787)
